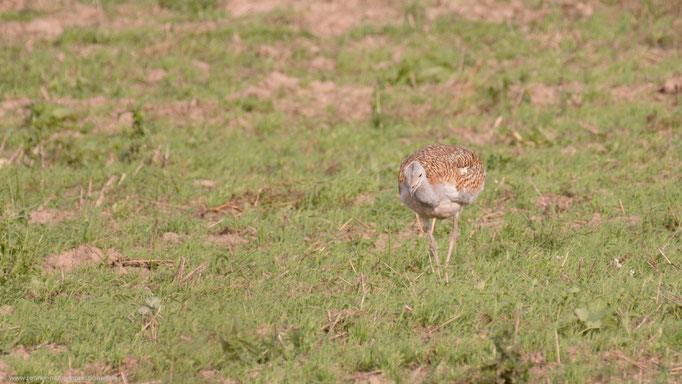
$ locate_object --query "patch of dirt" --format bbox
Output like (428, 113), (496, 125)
(619, 215), (641, 226)
(426, 0), (547, 24)
(145, 69), (167, 84)
(257, 44), (291, 60)
(200, 369), (216, 378)
(207, 227), (254, 247)
(225, 0), (283, 17)
(350, 373), (390, 384)
(238, 71), (372, 122)
(68, 43), (105, 58)
(1, 2), (176, 43)
(0, 305), (13, 316)
(0, 96), (141, 134)
(510, 82), (584, 107)
(42, 245), (104, 274)
(192, 60), (211, 75)
(118, 356), (139, 378)
(106, 250), (154, 275)
(63, 362), (108, 377)
(529, 348), (665, 382)
(10, 343), (68, 361)
(0, 0), (27, 12)
(310, 56), (335, 72)
(204, 186), (306, 218)
(239, 71), (300, 100)
(610, 83), (662, 102)
(161, 232), (182, 245)
(555, 0), (595, 18)
(536, 193), (574, 214)
(10, 345), (31, 360)
(225, 0), (399, 37)
(0, 360), (13, 382)
(660, 77), (682, 94)
(147, 98), (223, 126)
(0, 97), (32, 119)
(586, 212), (604, 226)
(28, 208), (75, 225)
(194, 179), (217, 188)
(0, 3), (107, 41)
(353, 193), (375, 207)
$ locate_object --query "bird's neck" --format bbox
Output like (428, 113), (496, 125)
(415, 182), (439, 206)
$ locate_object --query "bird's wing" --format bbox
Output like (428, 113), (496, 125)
(400, 144), (485, 192)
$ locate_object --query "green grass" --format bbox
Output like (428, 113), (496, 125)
(1, 0), (681, 382)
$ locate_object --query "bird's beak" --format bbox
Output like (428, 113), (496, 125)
(409, 180), (421, 197)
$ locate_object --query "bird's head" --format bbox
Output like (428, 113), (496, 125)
(405, 161), (427, 196)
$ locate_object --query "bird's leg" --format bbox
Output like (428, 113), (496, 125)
(421, 217), (440, 266)
(445, 206), (462, 265)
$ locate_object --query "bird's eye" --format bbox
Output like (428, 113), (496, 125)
(419, 173), (422, 177)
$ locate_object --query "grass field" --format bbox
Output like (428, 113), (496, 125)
(1, 0), (681, 382)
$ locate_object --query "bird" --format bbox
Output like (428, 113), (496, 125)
(398, 144), (486, 266)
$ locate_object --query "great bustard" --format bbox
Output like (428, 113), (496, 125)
(398, 144), (486, 265)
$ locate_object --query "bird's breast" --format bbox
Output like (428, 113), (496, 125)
(400, 183), (461, 219)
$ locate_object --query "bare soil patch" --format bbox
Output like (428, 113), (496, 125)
(536, 193), (574, 214)
(118, 356), (139, 379)
(238, 71), (372, 122)
(226, 186), (306, 211)
(225, 0), (399, 37)
(310, 56), (335, 72)
(207, 227), (254, 247)
(510, 82), (584, 108)
(194, 179), (217, 188)
(145, 69), (167, 84)
(0, 0), (27, 13)
(349, 372), (390, 384)
(426, 0), (547, 23)
(10, 343), (68, 361)
(106, 251), (155, 275)
(353, 193), (375, 207)
(8, 96), (223, 133)
(586, 212), (604, 227)
(257, 44), (291, 60)
(0, 96), (133, 134)
(661, 77), (682, 94)
(29, 208), (75, 225)
(0, 305), (13, 316)
(10, 345), (31, 360)
(0, 3), (106, 41)
(1, 2), (175, 43)
(200, 369), (216, 379)
(63, 362), (108, 377)
(148, 98), (223, 126)
(610, 83), (662, 103)
(161, 232), (183, 245)
(0, 360), (13, 382)
(42, 245), (104, 274)
(0, 97), (32, 119)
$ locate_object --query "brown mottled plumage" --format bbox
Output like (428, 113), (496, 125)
(398, 144), (486, 266)
(398, 144), (485, 193)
